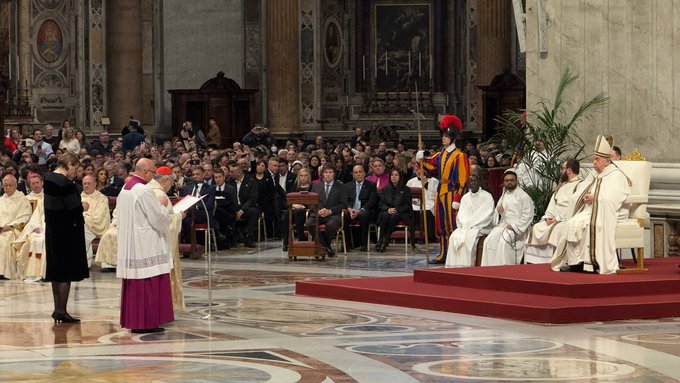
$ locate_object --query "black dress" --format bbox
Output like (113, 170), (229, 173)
(44, 172), (89, 282)
(255, 173), (277, 235)
(377, 184), (415, 242)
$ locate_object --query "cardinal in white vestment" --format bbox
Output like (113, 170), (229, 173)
(446, 174), (494, 267)
(149, 166), (185, 312)
(481, 169), (534, 266)
(524, 159), (584, 264)
(551, 135), (630, 274)
(0, 175), (32, 280)
(117, 158), (173, 333)
(14, 174), (46, 281)
(81, 175), (111, 267)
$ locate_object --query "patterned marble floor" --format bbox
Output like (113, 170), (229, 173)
(2, 242), (680, 382)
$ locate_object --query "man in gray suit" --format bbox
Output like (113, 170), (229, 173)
(307, 164), (348, 257)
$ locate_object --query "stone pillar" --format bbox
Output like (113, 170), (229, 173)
(17, 0), (30, 99)
(106, 0), (142, 132)
(265, 0), (299, 134)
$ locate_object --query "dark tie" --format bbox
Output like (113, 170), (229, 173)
(193, 184), (200, 197)
(325, 183), (331, 198)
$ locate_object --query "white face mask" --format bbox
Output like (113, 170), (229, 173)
(271, 146), (278, 153)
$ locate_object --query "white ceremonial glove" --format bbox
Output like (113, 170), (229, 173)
(451, 201), (460, 210)
(415, 150), (424, 161)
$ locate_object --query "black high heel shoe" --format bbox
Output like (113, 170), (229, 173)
(52, 312), (81, 323)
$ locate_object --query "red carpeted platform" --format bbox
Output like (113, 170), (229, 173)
(296, 258), (680, 323)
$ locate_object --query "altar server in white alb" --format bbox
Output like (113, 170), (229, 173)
(117, 158), (173, 333)
(14, 173), (47, 282)
(524, 159), (584, 264)
(445, 173), (494, 267)
(481, 169), (534, 266)
(551, 135), (630, 274)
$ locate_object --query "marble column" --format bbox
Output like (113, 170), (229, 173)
(106, 0), (142, 132)
(17, 0), (30, 99)
(265, 0), (299, 134)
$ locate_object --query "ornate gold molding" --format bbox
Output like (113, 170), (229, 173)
(623, 149), (646, 161)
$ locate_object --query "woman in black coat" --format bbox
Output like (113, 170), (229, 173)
(376, 169), (415, 252)
(253, 159), (277, 237)
(44, 152), (89, 323)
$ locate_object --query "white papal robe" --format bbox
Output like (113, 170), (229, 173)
(82, 190), (111, 267)
(524, 176), (584, 264)
(446, 188), (495, 267)
(481, 187), (534, 266)
(550, 165), (630, 274)
(95, 207), (118, 266)
(14, 192), (46, 280)
(0, 192), (32, 279)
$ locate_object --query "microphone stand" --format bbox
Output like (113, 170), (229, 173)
(197, 196), (215, 320)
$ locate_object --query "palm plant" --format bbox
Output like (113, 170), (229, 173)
(493, 68), (608, 220)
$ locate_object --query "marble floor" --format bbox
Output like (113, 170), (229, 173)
(2, 242), (680, 382)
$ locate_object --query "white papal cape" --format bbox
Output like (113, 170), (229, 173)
(481, 187), (534, 266)
(550, 165), (630, 274)
(524, 176), (584, 264)
(116, 176), (171, 280)
(445, 188), (494, 267)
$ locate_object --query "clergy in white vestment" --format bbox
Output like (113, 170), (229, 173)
(150, 166), (185, 312)
(14, 173), (46, 281)
(0, 174), (32, 280)
(81, 175), (111, 267)
(446, 173), (495, 267)
(481, 169), (535, 266)
(117, 158), (173, 333)
(551, 135), (631, 274)
(95, 206), (118, 270)
(524, 159), (584, 264)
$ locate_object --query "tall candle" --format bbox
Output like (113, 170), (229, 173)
(408, 52), (411, 76)
(362, 55), (366, 80)
(385, 52), (388, 76)
(429, 55), (433, 80)
(418, 53), (422, 77)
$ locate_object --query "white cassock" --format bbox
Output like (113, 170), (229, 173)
(524, 176), (584, 264)
(95, 207), (118, 266)
(82, 190), (111, 267)
(148, 180), (184, 311)
(446, 188), (495, 267)
(117, 177), (171, 280)
(14, 192), (45, 280)
(550, 165), (630, 274)
(0, 192), (32, 279)
(515, 149), (549, 188)
(406, 176), (439, 212)
(481, 187), (534, 266)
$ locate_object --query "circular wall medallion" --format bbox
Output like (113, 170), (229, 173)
(36, 19), (63, 63)
(323, 18), (342, 69)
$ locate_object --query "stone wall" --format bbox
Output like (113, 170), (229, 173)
(525, 0), (680, 163)
(159, 1), (244, 133)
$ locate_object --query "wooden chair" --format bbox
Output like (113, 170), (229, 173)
(614, 159), (652, 273)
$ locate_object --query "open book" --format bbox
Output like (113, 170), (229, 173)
(172, 194), (207, 214)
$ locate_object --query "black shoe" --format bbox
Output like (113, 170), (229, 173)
(325, 247), (336, 257)
(559, 262), (584, 272)
(282, 244), (288, 252)
(428, 259), (445, 265)
(360, 245), (368, 252)
(100, 267), (116, 273)
(375, 244), (383, 252)
(131, 327), (165, 334)
(411, 242), (417, 250)
(0, 275), (9, 280)
(52, 312), (80, 323)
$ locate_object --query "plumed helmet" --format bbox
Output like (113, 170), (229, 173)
(439, 115), (463, 139)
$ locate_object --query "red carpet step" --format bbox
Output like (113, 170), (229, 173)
(296, 259), (680, 324)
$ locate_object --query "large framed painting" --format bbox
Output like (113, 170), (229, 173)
(373, 2), (432, 92)
(36, 19), (63, 64)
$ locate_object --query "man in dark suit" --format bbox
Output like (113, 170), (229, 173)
(345, 164), (378, 251)
(180, 166), (217, 242)
(306, 164), (348, 257)
(101, 162), (124, 197)
(275, 158), (296, 242)
(227, 161), (259, 247)
(213, 168), (236, 249)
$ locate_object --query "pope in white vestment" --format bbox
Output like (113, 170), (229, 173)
(551, 135), (630, 274)
(0, 175), (32, 280)
(81, 176), (111, 267)
(525, 160), (584, 264)
(446, 174), (494, 267)
(481, 170), (534, 266)
(117, 159), (173, 333)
